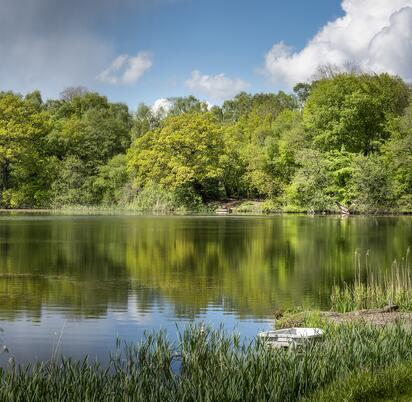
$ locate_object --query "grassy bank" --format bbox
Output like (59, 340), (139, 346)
(3, 323), (412, 401)
(305, 359), (412, 402)
(272, 251), (412, 401)
(275, 250), (412, 329)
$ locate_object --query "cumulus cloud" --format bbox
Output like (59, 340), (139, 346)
(151, 97), (214, 116)
(185, 70), (250, 100)
(262, 0), (412, 86)
(205, 101), (214, 111)
(97, 52), (153, 85)
(151, 98), (173, 114)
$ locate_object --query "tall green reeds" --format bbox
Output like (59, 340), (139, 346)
(2, 323), (412, 401)
(331, 249), (412, 312)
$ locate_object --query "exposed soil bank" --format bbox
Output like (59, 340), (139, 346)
(276, 308), (412, 329)
(321, 309), (412, 326)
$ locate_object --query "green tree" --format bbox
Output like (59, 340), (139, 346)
(168, 96), (209, 115)
(221, 99), (299, 199)
(304, 73), (409, 154)
(286, 149), (334, 212)
(128, 112), (224, 201)
(349, 154), (396, 213)
(383, 103), (412, 210)
(268, 110), (307, 189)
(47, 92), (132, 205)
(131, 103), (161, 141)
(293, 82), (312, 107)
(93, 154), (130, 205)
(221, 92), (297, 123)
(0, 92), (54, 207)
(220, 124), (248, 197)
(51, 156), (90, 206)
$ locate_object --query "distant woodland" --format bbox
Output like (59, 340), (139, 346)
(1, 70), (412, 213)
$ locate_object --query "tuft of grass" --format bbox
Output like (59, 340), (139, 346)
(2, 324), (412, 400)
(331, 249), (412, 313)
(275, 309), (327, 329)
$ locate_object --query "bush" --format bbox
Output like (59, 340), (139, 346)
(128, 182), (177, 212)
(349, 154), (397, 213)
(285, 149), (335, 212)
(128, 182), (204, 212)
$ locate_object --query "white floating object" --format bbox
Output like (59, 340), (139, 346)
(258, 328), (324, 349)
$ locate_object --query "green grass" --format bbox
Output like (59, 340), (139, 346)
(305, 359), (412, 402)
(275, 309), (327, 329)
(331, 249), (412, 312)
(3, 323), (412, 401)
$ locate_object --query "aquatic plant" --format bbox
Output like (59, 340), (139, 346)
(2, 323), (412, 401)
(331, 249), (412, 312)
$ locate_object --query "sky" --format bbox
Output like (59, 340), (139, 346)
(1, 0), (412, 110)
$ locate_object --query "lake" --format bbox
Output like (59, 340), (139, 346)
(0, 213), (411, 364)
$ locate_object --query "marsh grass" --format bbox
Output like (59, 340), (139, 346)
(2, 323), (412, 401)
(331, 249), (412, 313)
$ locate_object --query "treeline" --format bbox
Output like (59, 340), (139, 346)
(1, 72), (412, 213)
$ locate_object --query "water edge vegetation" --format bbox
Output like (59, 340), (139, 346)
(1, 322), (412, 401)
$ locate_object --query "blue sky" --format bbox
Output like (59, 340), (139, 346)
(94, 0), (343, 107)
(2, 0), (412, 110)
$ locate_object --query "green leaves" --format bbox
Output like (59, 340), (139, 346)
(128, 112), (224, 201)
(349, 154), (396, 213)
(285, 149), (335, 212)
(0, 92), (52, 207)
(304, 73), (409, 154)
(0, 72), (411, 212)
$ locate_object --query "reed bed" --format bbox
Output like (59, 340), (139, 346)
(331, 249), (412, 313)
(2, 323), (412, 401)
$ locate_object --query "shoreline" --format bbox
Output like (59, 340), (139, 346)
(322, 309), (412, 326)
(276, 308), (412, 329)
(0, 322), (412, 401)
(1, 208), (412, 217)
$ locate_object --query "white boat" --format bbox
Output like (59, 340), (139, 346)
(258, 328), (324, 349)
(215, 207), (231, 215)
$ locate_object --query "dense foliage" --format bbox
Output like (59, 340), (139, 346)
(1, 72), (412, 212)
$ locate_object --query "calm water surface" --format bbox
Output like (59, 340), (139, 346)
(0, 214), (411, 364)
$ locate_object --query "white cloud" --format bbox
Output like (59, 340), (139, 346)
(185, 70), (250, 100)
(205, 101), (214, 110)
(97, 52), (153, 85)
(123, 52), (153, 84)
(97, 55), (128, 84)
(151, 98), (173, 115)
(262, 0), (412, 86)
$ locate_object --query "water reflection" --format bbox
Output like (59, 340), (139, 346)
(0, 215), (411, 321)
